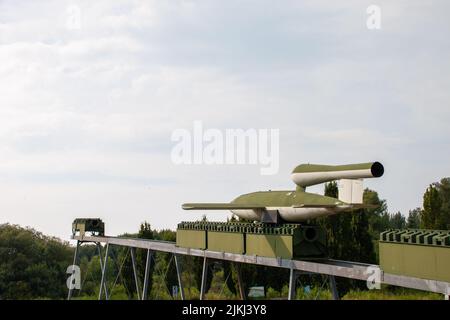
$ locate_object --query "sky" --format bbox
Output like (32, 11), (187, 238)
(0, 0), (449, 241)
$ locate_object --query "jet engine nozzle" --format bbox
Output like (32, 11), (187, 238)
(291, 161), (384, 188)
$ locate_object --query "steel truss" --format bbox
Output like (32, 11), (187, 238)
(68, 235), (450, 300)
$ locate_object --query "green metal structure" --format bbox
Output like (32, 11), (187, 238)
(176, 221), (327, 259)
(379, 229), (450, 283)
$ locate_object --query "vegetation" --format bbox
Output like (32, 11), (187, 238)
(0, 224), (73, 299)
(0, 177), (449, 299)
(421, 178), (450, 229)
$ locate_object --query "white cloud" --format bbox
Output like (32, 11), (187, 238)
(0, 0), (449, 239)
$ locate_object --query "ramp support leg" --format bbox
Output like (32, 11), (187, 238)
(235, 262), (246, 300)
(67, 240), (80, 300)
(96, 243), (109, 300)
(142, 249), (153, 300)
(98, 243), (110, 300)
(329, 275), (339, 300)
(200, 256), (209, 300)
(174, 254), (185, 300)
(288, 267), (298, 300)
(130, 247), (141, 300)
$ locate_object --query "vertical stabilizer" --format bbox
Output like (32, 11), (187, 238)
(338, 179), (364, 204)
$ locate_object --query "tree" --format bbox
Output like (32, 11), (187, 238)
(318, 182), (376, 263)
(0, 224), (73, 299)
(434, 178), (450, 229)
(406, 208), (421, 229)
(317, 182), (377, 295)
(389, 212), (406, 229)
(364, 189), (390, 239)
(351, 209), (376, 264)
(420, 178), (450, 230)
(318, 181), (348, 258)
(421, 184), (442, 229)
(325, 180), (339, 198)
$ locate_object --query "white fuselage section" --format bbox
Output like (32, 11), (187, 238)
(291, 169), (374, 187)
(231, 206), (344, 222)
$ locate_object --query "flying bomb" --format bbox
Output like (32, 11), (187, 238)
(183, 162), (384, 223)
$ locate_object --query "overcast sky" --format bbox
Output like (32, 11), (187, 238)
(1, 0), (449, 240)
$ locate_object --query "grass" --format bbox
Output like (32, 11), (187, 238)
(342, 288), (443, 300)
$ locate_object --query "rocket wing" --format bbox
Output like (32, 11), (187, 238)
(338, 204), (379, 210)
(183, 203), (378, 210)
(182, 203), (265, 210)
(291, 203), (379, 209)
(291, 204), (340, 208)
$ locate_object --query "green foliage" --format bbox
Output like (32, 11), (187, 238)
(437, 178), (450, 229)
(364, 189), (390, 239)
(157, 229), (176, 242)
(318, 182), (376, 295)
(407, 208), (421, 228)
(265, 287), (280, 299)
(342, 288), (442, 300)
(119, 224), (180, 300)
(109, 284), (130, 300)
(0, 224), (73, 299)
(150, 252), (178, 299)
(389, 212), (406, 229)
(180, 267), (200, 299)
(421, 178), (450, 230)
(325, 180), (339, 198)
(222, 262), (237, 295)
(139, 222), (154, 239)
(318, 182), (375, 264)
(422, 184), (442, 229)
(296, 286), (332, 300)
(239, 264), (288, 293)
(204, 269), (237, 300)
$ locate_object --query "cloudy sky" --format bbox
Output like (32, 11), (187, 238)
(1, 0), (449, 240)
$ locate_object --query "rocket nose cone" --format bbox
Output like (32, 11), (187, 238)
(371, 162), (384, 177)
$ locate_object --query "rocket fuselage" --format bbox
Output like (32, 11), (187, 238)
(182, 161), (384, 223)
(230, 190), (344, 222)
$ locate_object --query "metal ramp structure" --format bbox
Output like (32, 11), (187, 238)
(67, 234), (450, 300)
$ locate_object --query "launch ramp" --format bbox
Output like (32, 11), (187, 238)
(69, 233), (450, 300)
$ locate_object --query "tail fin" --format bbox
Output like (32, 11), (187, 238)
(338, 179), (364, 204)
